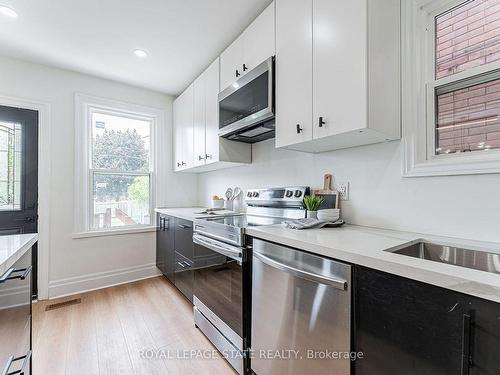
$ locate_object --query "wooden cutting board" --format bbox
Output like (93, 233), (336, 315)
(313, 174), (340, 209)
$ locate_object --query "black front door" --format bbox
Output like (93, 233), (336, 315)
(0, 105), (38, 296)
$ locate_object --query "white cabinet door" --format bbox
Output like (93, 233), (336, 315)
(242, 2), (275, 73)
(313, 0), (367, 139)
(193, 74), (206, 167)
(174, 84), (194, 171)
(204, 58), (220, 165)
(220, 35), (244, 92)
(275, 0), (313, 148)
(173, 97), (183, 171)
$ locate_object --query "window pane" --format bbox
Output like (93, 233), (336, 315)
(92, 173), (150, 230)
(436, 0), (500, 79)
(92, 112), (151, 172)
(0, 122), (22, 210)
(436, 78), (500, 154)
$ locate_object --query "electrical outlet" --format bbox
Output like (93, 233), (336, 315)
(337, 182), (349, 201)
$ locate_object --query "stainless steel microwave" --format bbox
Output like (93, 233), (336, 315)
(218, 57), (274, 143)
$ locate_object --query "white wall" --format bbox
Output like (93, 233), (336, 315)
(198, 138), (500, 243)
(0, 56), (198, 298)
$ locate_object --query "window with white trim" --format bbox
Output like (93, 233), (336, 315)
(75, 94), (163, 234)
(403, 0), (500, 176)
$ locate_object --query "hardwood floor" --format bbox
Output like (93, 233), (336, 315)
(33, 277), (237, 375)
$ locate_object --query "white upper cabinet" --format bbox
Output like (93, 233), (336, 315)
(204, 59), (221, 164)
(275, 0), (313, 148)
(193, 74), (206, 167)
(242, 3), (276, 74)
(275, 0), (401, 152)
(220, 36), (244, 93)
(220, 2), (276, 92)
(173, 58), (251, 173)
(173, 84), (194, 171)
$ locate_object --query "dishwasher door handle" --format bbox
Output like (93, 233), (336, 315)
(253, 251), (348, 290)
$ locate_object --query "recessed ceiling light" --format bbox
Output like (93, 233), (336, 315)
(134, 49), (148, 58)
(0, 5), (18, 18)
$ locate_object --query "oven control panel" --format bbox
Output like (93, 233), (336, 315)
(245, 186), (309, 204)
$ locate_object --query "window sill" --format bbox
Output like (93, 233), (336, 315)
(72, 226), (156, 239)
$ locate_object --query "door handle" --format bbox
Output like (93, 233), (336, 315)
(3, 350), (31, 375)
(461, 312), (474, 375)
(296, 124), (303, 134)
(0, 266), (32, 283)
(319, 117), (326, 127)
(254, 251), (348, 290)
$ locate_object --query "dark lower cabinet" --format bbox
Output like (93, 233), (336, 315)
(0, 247), (32, 375)
(355, 266), (500, 375)
(156, 214), (195, 302)
(173, 219), (194, 302)
(156, 214), (175, 283)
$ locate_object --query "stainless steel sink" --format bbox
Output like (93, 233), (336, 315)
(387, 241), (500, 274)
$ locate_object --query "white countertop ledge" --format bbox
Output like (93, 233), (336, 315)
(246, 225), (500, 304)
(155, 207), (219, 221)
(0, 233), (38, 276)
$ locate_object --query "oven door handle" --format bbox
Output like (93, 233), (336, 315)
(193, 234), (243, 263)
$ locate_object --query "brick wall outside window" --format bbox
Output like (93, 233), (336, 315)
(435, 0), (500, 154)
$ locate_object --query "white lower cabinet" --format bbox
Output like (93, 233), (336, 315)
(174, 58), (251, 173)
(275, 0), (401, 152)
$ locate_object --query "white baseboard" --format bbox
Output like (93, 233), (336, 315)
(48, 263), (161, 299)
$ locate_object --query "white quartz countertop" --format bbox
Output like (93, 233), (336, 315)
(0, 233), (38, 276)
(154, 207), (235, 221)
(246, 224), (500, 303)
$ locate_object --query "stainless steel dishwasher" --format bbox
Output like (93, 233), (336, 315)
(251, 238), (351, 375)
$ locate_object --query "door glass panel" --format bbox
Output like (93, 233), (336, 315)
(92, 173), (150, 229)
(0, 122), (22, 210)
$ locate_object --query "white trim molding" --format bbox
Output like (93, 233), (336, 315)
(402, 0), (500, 177)
(74, 93), (165, 235)
(48, 262), (160, 299)
(0, 94), (51, 300)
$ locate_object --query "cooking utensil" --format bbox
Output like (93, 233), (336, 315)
(232, 187), (242, 200)
(225, 188), (233, 201)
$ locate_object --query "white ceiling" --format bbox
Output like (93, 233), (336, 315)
(0, 0), (272, 95)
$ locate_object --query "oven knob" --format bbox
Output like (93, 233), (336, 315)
(247, 191), (252, 197)
(285, 190), (293, 198)
(294, 190), (303, 198)
(253, 191), (259, 198)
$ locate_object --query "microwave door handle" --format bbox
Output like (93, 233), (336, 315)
(193, 234), (242, 262)
(253, 251), (348, 291)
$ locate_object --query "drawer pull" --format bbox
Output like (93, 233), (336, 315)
(0, 266), (32, 283)
(3, 350), (31, 375)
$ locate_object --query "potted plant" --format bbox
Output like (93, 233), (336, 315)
(303, 194), (325, 219)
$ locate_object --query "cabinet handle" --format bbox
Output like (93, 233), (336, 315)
(181, 161), (187, 166)
(176, 162), (181, 167)
(243, 63), (248, 71)
(198, 155), (206, 161)
(319, 117), (326, 127)
(3, 349), (31, 375)
(0, 266), (32, 283)
(205, 154), (212, 160)
(296, 124), (303, 134)
(235, 69), (240, 78)
(177, 224), (190, 229)
(461, 312), (474, 375)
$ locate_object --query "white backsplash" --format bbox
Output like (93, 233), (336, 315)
(198, 138), (500, 243)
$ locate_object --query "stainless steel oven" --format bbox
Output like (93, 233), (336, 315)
(192, 233), (248, 375)
(218, 57), (274, 143)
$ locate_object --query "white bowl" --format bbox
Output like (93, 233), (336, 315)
(212, 199), (224, 208)
(317, 209), (340, 222)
